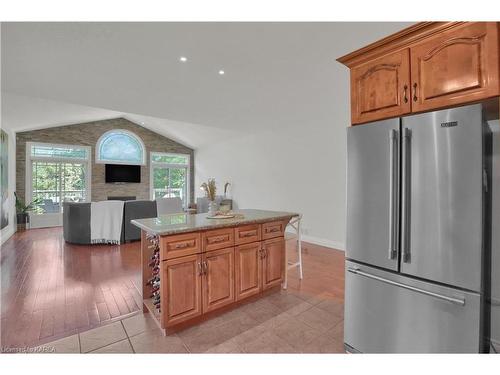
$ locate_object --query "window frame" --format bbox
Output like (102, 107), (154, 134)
(25, 141), (92, 216)
(150, 152), (191, 206)
(95, 129), (146, 166)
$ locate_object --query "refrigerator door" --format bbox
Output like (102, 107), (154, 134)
(344, 260), (482, 353)
(346, 118), (400, 271)
(400, 104), (484, 292)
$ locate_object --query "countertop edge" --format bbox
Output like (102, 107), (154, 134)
(131, 213), (299, 236)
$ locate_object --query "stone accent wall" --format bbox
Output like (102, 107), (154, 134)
(16, 118), (194, 204)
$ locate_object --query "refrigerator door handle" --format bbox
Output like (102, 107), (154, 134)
(347, 267), (466, 306)
(401, 127), (411, 263)
(388, 129), (399, 260)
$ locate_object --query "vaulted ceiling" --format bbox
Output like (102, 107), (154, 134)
(1, 22), (413, 145)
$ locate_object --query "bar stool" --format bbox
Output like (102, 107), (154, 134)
(283, 214), (303, 289)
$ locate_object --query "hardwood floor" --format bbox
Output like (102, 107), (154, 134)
(1, 227), (345, 351)
(1, 227), (142, 349)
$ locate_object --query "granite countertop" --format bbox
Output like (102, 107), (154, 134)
(131, 209), (299, 236)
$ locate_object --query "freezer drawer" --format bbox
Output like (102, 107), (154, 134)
(344, 260), (482, 353)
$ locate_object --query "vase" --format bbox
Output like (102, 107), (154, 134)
(208, 201), (217, 216)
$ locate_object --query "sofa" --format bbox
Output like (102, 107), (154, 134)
(63, 200), (157, 244)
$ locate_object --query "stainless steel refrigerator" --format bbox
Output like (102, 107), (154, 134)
(345, 103), (492, 353)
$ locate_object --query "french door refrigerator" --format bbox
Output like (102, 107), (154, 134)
(345, 103), (491, 353)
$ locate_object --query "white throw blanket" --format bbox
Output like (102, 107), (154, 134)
(90, 200), (125, 244)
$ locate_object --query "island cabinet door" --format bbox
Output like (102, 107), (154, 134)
(162, 254), (203, 327)
(202, 247), (235, 313)
(410, 22), (499, 113)
(350, 49), (411, 124)
(235, 242), (262, 300)
(262, 238), (285, 290)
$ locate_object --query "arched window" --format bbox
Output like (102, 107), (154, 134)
(96, 129), (145, 165)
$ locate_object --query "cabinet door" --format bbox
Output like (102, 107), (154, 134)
(262, 238), (285, 290)
(410, 22), (499, 112)
(202, 247), (235, 313)
(351, 49), (411, 124)
(162, 254), (202, 327)
(235, 242), (262, 300)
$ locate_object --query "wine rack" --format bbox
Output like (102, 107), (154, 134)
(141, 230), (163, 332)
(145, 233), (161, 313)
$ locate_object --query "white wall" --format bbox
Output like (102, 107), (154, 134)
(0, 127), (16, 245)
(195, 62), (350, 250)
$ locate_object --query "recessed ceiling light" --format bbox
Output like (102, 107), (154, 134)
(179, 56), (187, 62)
(218, 70), (225, 75)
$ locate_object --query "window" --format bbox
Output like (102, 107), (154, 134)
(26, 142), (91, 216)
(150, 152), (190, 207)
(96, 129), (145, 165)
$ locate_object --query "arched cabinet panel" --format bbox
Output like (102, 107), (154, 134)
(351, 49), (411, 124)
(410, 22), (499, 112)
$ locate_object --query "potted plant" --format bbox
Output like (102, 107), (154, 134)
(15, 192), (42, 231)
(200, 178), (217, 216)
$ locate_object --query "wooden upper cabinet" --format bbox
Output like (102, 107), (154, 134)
(351, 49), (411, 124)
(162, 254), (202, 327)
(338, 22), (500, 124)
(410, 22), (499, 112)
(202, 247), (235, 313)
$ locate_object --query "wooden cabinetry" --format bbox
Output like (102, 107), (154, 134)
(235, 242), (262, 300)
(162, 254), (202, 327)
(351, 49), (411, 124)
(410, 22), (499, 112)
(338, 22), (500, 124)
(202, 247), (235, 313)
(262, 238), (285, 290)
(141, 217), (293, 334)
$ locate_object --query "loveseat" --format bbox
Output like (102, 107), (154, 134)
(63, 200), (157, 244)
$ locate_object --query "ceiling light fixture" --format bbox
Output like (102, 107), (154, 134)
(179, 56), (188, 62)
(218, 70), (225, 75)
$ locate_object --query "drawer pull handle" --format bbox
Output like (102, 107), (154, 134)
(209, 236), (227, 244)
(267, 227), (280, 233)
(240, 231), (256, 238)
(347, 267), (465, 306)
(173, 241), (193, 249)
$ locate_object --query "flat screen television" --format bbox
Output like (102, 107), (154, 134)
(105, 164), (141, 183)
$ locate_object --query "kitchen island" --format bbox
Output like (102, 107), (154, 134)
(132, 209), (299, 335)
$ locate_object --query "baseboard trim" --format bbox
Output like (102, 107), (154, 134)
(285, 229), (345, 251)
(301, 235), (345, 251)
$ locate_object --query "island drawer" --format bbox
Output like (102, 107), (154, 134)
(235, 224), (262, 245)
(202, 228), (235, 252)
(262, 220), (286, 240)
(160, 232), (201, 260)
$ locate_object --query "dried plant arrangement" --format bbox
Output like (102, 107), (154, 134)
(200, 178), (217, 201)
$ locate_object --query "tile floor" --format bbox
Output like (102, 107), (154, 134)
(4, 227), (345, 353)
(34, 289), (345, 353)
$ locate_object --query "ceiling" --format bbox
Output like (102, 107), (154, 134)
(1, 22), (413, 143)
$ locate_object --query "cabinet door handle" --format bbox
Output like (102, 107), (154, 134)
(197, 262), (203, 276)
(403, 84), (408, 103)
(203, 261), (208, 275)
(413, 83), (418, 102)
